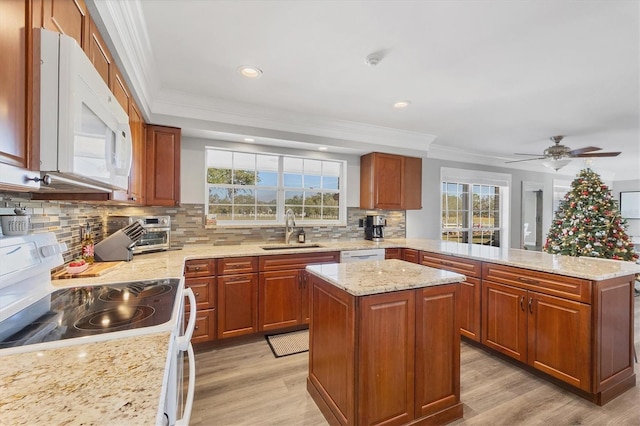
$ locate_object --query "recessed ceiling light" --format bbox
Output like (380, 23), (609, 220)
(243, 137), (255, 142)
(237, 65), (263, 79)
(318, 146), (328, 151)
(393, 100), (411, 109)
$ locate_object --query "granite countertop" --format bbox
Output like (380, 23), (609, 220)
(53, 238), (640, 289)
(398, 239), (640, 281)
(0, 332), (172, 425)
(306, 259), (466, 296)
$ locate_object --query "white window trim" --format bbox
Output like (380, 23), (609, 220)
(440, 167), (511, 247)
(204, 147), (347, 227)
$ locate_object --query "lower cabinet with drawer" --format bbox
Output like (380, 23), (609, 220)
(217, 257), (259, 339)
(184, 259), (217, 343)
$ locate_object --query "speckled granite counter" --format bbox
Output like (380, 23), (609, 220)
(395, 238), (640, 280)
(51, 239), (640, 289)
(0, 332), (172, 425)
(306, 259), (465, 296)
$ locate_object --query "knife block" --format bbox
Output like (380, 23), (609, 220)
(94, 230), (134, 261)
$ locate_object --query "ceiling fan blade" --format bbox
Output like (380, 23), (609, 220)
(513, 153), (543, 156)
(505, 157), (546, 164)
(573, 152), (621, 158)
(568, 146), (601, 155)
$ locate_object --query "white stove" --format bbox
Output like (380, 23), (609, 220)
(0, 232), (196, 425)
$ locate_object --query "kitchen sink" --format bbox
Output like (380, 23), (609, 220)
(260, 243), (323, 251)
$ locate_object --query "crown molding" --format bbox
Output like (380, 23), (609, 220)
(88, 0), (157, 121)
(151, 89), (437, 151)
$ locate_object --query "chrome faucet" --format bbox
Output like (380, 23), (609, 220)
(284, 209), (296, 244)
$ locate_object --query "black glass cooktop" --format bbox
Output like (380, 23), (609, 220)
(0, 278), (180, 349)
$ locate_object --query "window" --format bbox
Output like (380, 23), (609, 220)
(440, 168), (510, 248)
(205, 148), (345, 225)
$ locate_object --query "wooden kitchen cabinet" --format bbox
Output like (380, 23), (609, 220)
(420, 251), (482, 341)
(0, 0), (32, 173)
(42, 0), (89, 48)
(258, 251), (339, 332)
(482, 280), (591, 391)
(308, 275), (462, 425)
(184, 259), (217, 343)
(127, 102), (145, 203)
(360, 152), (422, 210)
(85, 15), (112, 86)
(146, 125), (181, 206)
(217, 257), (258, 339)
(482, 262), (595, 393)
(403, 248), (420, 263)
(385, 248), (402, 259)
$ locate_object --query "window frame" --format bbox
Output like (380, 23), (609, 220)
(204, 147), (347, 226)
(440, 168), (511, 248)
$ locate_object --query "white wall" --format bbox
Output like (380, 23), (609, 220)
(181, 137), (629, 249)
(180, 137), (361, 206)
(612, 179), (640, 239)
(406, 157), (560, 249)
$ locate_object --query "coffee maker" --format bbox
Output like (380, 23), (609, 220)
(364, 215), (386, 241)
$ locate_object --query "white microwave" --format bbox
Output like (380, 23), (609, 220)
(34, 29), (132, 192)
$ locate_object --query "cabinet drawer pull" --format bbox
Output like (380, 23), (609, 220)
(518, 277), (540, 285)
(440, 261), (454, 267)
(528, 297), (533, 313)
(225, 276), (246, 282)
(520, 296), (525, 311)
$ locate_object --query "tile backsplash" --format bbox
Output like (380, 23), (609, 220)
(0, 193), (405, 263)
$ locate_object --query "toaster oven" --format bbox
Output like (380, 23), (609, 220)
(107, 215), (171, 253)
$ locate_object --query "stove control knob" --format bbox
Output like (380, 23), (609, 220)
(40, 242), (66, 257)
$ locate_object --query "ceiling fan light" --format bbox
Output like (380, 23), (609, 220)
(542, 158), (572, 171)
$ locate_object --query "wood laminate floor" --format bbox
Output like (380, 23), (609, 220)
(189, 297), (640, 426)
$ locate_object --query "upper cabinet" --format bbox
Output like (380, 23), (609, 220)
(85, 15), (113, 87)
(360, 152), (422, 210)
(0, 0), (31, 171)
(41, 0), (89, 48)
(146, 125), (181, 206)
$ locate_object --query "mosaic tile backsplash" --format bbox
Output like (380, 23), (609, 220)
(0, 194), (405, 264)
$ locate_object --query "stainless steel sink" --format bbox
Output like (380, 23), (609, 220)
(260, 243), (323, 251)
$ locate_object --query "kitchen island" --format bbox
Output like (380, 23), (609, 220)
(305, 259), (466, 426)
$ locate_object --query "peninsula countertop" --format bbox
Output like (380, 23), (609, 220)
(306, 259), (466, 296)
(51, 238), (640, 289)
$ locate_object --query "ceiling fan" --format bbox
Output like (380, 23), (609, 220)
(506, 135), (621, 170)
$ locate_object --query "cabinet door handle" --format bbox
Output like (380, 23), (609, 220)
(194, 292), (200, 297)
(528, 297), (533, 314)
(518, 277), (540, 286)
(520, 296), (525, 311)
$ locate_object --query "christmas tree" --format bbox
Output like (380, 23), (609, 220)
(544, 168), (638, 261)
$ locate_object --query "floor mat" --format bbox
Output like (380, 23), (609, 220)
(265, 329), (309, 358)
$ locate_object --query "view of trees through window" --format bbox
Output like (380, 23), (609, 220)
(441, 182), (501, 247)
(205, 149), (343, 223)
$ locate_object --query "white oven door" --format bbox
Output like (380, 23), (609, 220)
(165, 287), (196, 426)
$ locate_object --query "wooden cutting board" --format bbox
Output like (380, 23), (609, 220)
(52, 261), (123, 279)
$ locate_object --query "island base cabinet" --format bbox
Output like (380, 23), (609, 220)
(308, 275), (462, 426)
